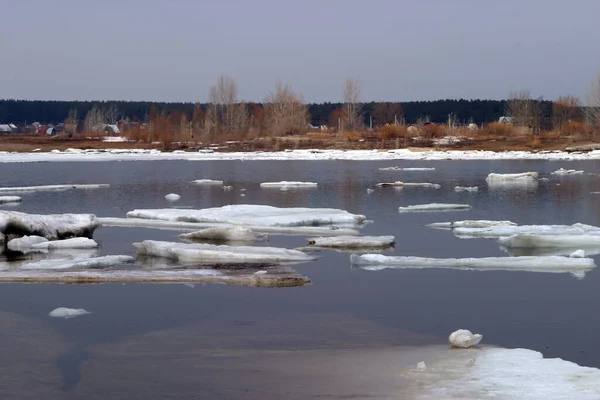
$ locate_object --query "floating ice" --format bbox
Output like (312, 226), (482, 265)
(260, 181), (318, 188)
(454, 186), (478, 192)
(179, 226), (268, 242)
(134, 240), (315, 264)
(307, 235), (395, 248)
(485, 172), (538, 183)
(7, 235), (48, 252)
(366, 188), (374, 193)
(126, 205), (366, 227)
(49, 307), (91, 319)
(570, 249), (586, 258)
(0, 211), (100, 240)
(20, 255), (134, 270)
(99, 217), (361, 236)
(165, 193), (181, 202)
(30, 237), (99, 250)
(427, 220), (516, 229)
(416, 361), (427, 371)
(191, 179), (224, 185)
(498, 234), (600, 249)
(449, 329), (482, 348)
(398, 203), (471, 213)
(350, 254), (595, 277)
(454, 223), (600, 239)
(405, 347), (600, 399)
(552, 168), (584, 175)
(0, 196), (22, 204)
(0, 184), (109, 193)
(379, 166), (436, 171)
(377, 181), (441, 189)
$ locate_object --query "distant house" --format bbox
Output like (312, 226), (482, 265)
(104, 124), (120, 135)
(498, 116), (513, 124)
(46, 127), (56, 135)
(0, 124), (11, 133)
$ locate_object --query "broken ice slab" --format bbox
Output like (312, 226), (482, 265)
(260, 181), (318, 188)
(498, 234), (600, 249)
(0, 184), (109, 193)
(398, 203), (471, 213)
(179, 227), (268, 242)
(453, 223), (600, 239)
(376, 181), (440, 188)
(0, 211), (100, 241)
(307, 235), (395, 249)
(427, 220), (516, 229)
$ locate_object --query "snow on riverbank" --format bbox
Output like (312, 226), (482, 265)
(3, 148), (600, 162)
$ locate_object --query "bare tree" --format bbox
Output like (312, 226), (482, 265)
(264, 82), (308, 136)
(105, 104), (119, 124)
(553, 95), (581, 129)
(64, 108), (78, 138)
(343, 77), (363, 131)
(83, 105), (106, 132)
(505, 90), (542, 133)
(209, 74), (247, 134)
(585, 73), (600, 126)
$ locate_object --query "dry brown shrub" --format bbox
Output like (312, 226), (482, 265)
(421, 124), (444, 138)
(527, 136), (542, 149)
(345, 131), (363, 142)
(481, 122), (516, 137)
(379, 125), (407, 140)
(560, 121), (590, 137)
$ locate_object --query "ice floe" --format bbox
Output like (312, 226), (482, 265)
(453, 223), (600, 239)
(570, 249), (586, 258)
(552, 168), (584, 175)
(350, 254), (595, 277)
(260, 181), (318, 188)
(0, 196), (22, 204)
(498, 234), (600, 249)
(307, 235), (395, 249)
(99, 217), (361, 236)
(191, 179), (224, 185)
(30, 237), (98, 250)
(165, 193), (181, 202)
(179, 227), (268, 242)
(134, 240), (315, 264)
(427, 220), (516, 229)
(378, 166), (436, 171)
(404, 347), (600, 399)
(448, 329), (482, 348)
(20, 255), (134, 270)
(7, 235), (48, 252)
(49, 307), (91, 319)
(0, 184), (109, 193)
(376, 181), (441, 189)
(486, 172), (538, 183)
(0, 211), (100, 241)
(454, 186), (478, 192)
(126, 205), (366, 227)
(398, 203), (471, 213)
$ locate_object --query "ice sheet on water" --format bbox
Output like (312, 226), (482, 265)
(427, 220), (516, 229)
(485, 172), (538, 182)
(350, 254), (595, 278)
(99, 217), (361, 236)
(260, 181), (318, 188)
(398, 203), (471, 213)
(498, 234), (600, 249)
(0, 196), (22, 204)
(552, 168), (584, 175)
(454, 186), (478, 192)
(126, 204), (366, 227)
(404, 347), (600, 399)
(49, 307), (91, 319)
(454, 223), (600, 238)
(20, 255), (134, 270)
(165, 193), (180, 202)
(191, 179), (223, 185)
(307, 235), (395, 248)
(179, 226), (268, 242)
(30, 237), (98, 250)
(134, 240), (315, 264)
(378, 166), (436, 171)
(0, 184), (109, 193)
(0, 211), (100, 240)
(377, 181), (441, 189)
(7, 235), (48, 252)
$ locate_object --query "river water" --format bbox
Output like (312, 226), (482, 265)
(0, 159), (599, 399)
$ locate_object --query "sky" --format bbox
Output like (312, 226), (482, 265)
(2, 0), (600, 103)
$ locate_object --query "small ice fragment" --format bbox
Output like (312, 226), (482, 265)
(0, 196), (22, 204)
(454, 186), (478, 192)
(7, 235), (49, 252)
(254, 270), (268, 275)
(417, 361), (427, 371)
(377, 181), (441, 189)
(223, 186), (233, 191)
(449, 329), (483, 348)
(366, 188), (374, 193)
(49, 307), (91, 319)
(552, 168), (584, 176)
(260, 181), (318, 188)
(165, 193), (181, 202)
(241, 193), (246, 197)
(570, 249), (586, 258)
(398, 203), (471, 213)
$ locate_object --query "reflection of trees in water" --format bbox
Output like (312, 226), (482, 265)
(56, 345), (92, 391)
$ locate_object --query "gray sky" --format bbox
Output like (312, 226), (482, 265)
(2, 0), (600, 103)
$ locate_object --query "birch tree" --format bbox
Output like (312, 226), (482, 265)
(209, 74), (248, 134)
(585, 73), (600, 126)
(264, 82), (308, 136)
(343, 77), (363, 131)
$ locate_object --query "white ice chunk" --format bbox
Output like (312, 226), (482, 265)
(7, 235), (48, 252)
(126, 205), (366, 227)
(0, 184), (109, 193)
(379, 166), (436, 171)
(0, 211), (100, 240)
(350, 254), (595, 277)
(366, 188), (374, 193)
(260, 181), (318, 188)
(30, 237), (98, 250)
(179, 226), (268, 242)
(0, 196), (22, 204)
(376, 181), (441, 189)
(485, 172), (538, 182)
(552, 168), (584, 175)
(307, 235), (395, 248)
(454, 223), (600, 239)
(498, 234), (600, 249)
(398, 203), (471, 213)
(427, 220), (516, 229)
(99, 217), (361, 236)
(191, 179), (224, 185)
(21, 255), (134, 270)
(570, 249), (586, 258)
(449, 329), (482, 348)
(134, 240), (315, 264)
(165, 193), (181, 202)
(454, 186), (478, 192)
(417, 361), (427, 371)
(405, 347), (600, 399)
(49, 307), (91, 319)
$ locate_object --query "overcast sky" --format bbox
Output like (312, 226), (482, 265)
(2, 0), (600, 103)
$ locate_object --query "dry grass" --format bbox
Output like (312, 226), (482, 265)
(480, 122), (516, 137)
(379, 125), (407, 140)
